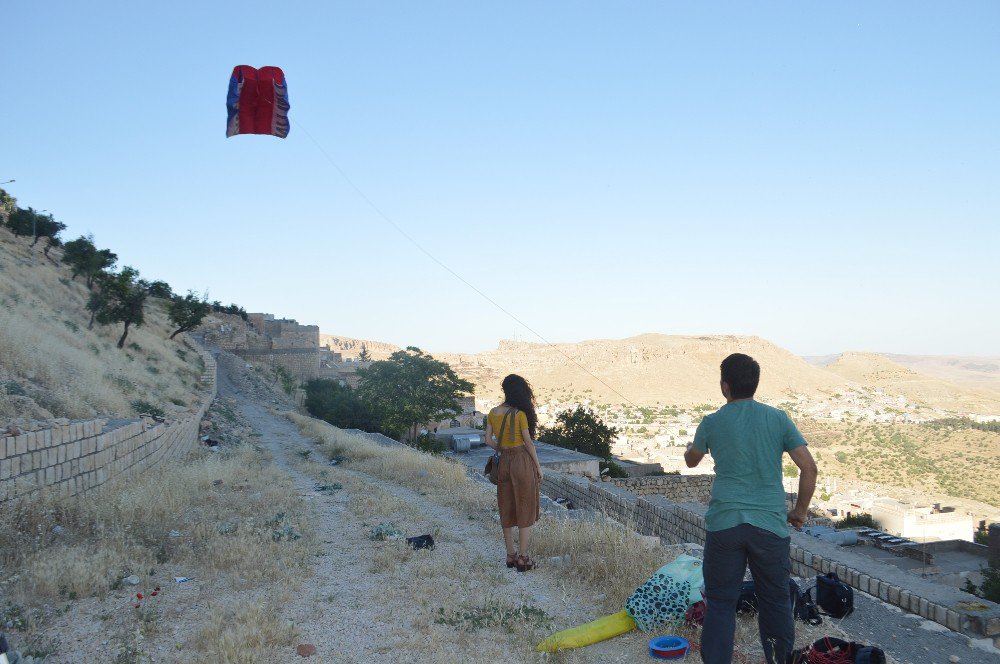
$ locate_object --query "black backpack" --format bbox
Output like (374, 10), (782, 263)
(737, 579), (822, 626)
(815, 572), (854, 618)
(788, 637), (885, 664)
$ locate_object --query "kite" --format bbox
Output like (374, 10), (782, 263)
(226, 65), (290, 138)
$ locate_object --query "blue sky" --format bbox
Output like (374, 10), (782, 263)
(3, 1), (998, 356)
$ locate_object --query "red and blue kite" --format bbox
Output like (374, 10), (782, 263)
(226, 65), (290, 138)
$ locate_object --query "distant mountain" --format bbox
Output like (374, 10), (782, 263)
(822, 352), (1000, 414)
(881, 353), (1000, 392)
(435, 334), (852, 407)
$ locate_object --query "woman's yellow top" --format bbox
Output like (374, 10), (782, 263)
(489, 409), (528, 448)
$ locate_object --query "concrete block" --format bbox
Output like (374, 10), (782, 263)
(919, 598), (930, 619)
(888, 586), (900, 605)
(933, 604), (947, 626)
(986, 616), (1000, 637)
(946, 609), (961, 632)
(900, 590), (911, 611)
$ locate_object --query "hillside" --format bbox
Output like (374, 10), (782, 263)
(882, 353), (1000, 392)
(0, 227), (206, 422)
(318, 334), (399, 360)
(435, 334), (852, 407)
(823, 352), (1000, 414)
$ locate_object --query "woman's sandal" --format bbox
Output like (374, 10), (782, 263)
(516, 555), (536, 572)
(505, 553), (518, 569)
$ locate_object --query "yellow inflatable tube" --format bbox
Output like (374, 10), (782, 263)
(535, 610), (637, 652)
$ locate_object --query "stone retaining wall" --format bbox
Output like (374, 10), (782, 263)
(610, 474), (714, 502)
(540, 470), (1000, 644)
(0, 340), (216, 502)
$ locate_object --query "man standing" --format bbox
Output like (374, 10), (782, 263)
(684, 353), (818, 664)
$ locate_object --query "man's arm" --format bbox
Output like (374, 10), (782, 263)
(684, 444), (705, 468)
(786, 445), (818, 529)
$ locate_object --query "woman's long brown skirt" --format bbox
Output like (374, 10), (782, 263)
(497, 445), (540, 529)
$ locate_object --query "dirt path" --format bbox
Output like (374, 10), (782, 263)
(215, 351), (646, 662)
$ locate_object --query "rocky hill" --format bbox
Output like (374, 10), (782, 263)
(823, 352), (1000, 414)
(318, 334), (399, 361)
(435, 334), (857, 407)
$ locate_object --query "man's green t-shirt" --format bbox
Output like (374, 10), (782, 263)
(692, 400), (807, 537)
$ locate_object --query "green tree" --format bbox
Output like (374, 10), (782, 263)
(783, 462), (800, 478)
(62, 235), (117, 288)
(0, 187), (15, 224)
(87, 266), (148, 348)
(358, 344), (371, 361)
(836, 513), (877, 529)
(31, 212), (65, 247)
(980, 566), (1000, 603)
(146, 280), (173, 299)
(539, 406), (619, 459)
(304, 379), (379, 431)
(357, 347), (473, 441)
(167, 291), (211, 339)
(5, 206), (38, 238)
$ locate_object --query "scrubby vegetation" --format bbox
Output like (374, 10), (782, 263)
(0, 189), (233, 420)
(799, 418), (1000, 509)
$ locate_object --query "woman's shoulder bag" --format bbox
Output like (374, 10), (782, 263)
(484, 408), (517, 485)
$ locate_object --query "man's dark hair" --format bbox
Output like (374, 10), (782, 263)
(720, 353), (760, 399)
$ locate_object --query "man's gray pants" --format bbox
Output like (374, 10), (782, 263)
(701, 523), (794, 664)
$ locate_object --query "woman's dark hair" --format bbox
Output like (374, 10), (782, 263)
(720, 353), (760, 399)
(501, 374), (537, 438)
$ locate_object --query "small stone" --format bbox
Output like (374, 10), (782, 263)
(124, 575), (141, 585)
(5, 424), (21, 436)
(296, 644), (317, 657)
(212, 479), (224, 486)
(949, 656), (959, 663)
(51, 525), (66, 536)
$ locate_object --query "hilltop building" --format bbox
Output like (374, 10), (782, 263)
(871, 498), (974, 542)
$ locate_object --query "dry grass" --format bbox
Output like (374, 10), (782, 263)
(0, 227), (204, 420)
(348, 485), (422, 522)
(532, 513), (674, 612)
(192, 602), (299, 664)
(287, 413), (475, 500)
(0, 443), (313, 601)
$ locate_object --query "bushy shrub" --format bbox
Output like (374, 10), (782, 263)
(600, 460), (629, 478)
(414, 433), (446, 455)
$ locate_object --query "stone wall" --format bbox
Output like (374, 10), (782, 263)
(539, 469), (1000, 643)
(610, 474), (714, 502)
(234, 348), (320, 380)
(0, 341), (216, 502)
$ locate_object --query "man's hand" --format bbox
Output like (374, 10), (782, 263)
(684, 444), (705, 468)
(787, 508), (808, 530)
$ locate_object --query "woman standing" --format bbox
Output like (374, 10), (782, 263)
(485, 374), (543, 572)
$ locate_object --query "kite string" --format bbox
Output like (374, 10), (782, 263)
(291, 117), (644, 412)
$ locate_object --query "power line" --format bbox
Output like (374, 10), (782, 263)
(291, 118), (644, 410)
